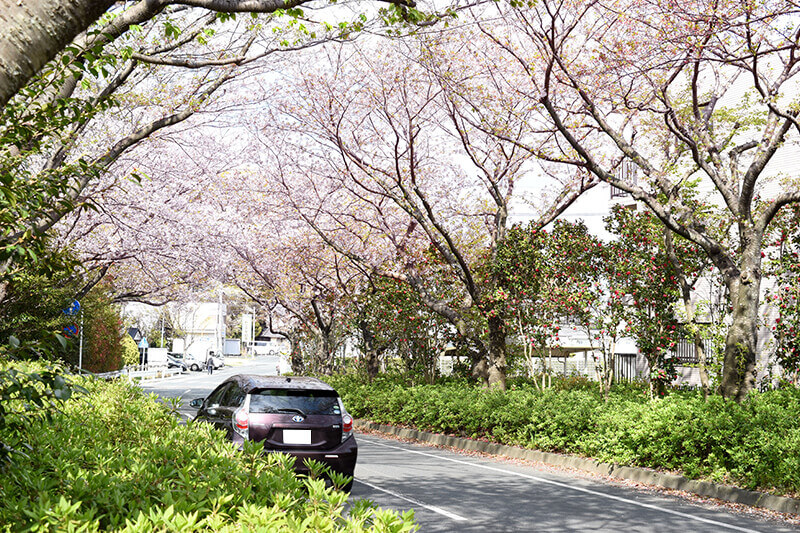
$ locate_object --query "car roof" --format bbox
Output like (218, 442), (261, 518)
(226, 374), (337, 393)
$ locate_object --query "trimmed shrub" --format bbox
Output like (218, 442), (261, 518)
(121, 334), (139, 367)
(329, 373), (800, 496)
(0, 376), (417, 532)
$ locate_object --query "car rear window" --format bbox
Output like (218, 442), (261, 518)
(249, 389), (341, 415)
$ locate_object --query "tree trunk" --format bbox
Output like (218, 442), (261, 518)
(486, 314), (507, 390)
(0, 258), (13, 308)
(317, 331), (335, 375)
(290, 339), (304, 374)
(358, 319), (380, 381)
(719, 268), (761, 401)
(694, 332), (711, 400)
(604, 340), (616, 400)
(679, 285), (711, 399)
(471, 347), (490, 387)
(0, 0), (116, 107)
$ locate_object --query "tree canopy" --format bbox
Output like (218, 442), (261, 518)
(3, 0), (800, 400)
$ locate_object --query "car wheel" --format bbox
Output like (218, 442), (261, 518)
(190, 363), (199, 371)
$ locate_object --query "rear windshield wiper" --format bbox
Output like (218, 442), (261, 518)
(277, 407), (308, 417)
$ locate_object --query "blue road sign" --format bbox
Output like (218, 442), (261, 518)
(63, 324), (79, 338)
(63, 299), (81, 316)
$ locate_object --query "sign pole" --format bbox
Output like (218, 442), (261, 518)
(78, 310), (84, 371)
(62, 299), (82, 369)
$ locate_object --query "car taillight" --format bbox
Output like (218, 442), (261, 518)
(234, 408), (249, 440)
(341, 413), (353, 442)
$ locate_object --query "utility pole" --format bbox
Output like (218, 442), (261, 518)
(217, 290), (224, 356)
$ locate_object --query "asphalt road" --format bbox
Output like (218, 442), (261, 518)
(350, 436), (800, 532)
(139, 357), (800, 532)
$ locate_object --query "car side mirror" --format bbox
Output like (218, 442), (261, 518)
(189, 398), (204, 409)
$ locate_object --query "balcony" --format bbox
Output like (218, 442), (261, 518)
(610, 160), (638, 199)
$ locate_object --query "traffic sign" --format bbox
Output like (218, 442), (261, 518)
(63, 324), (79, 338)
(63, 299), (81, 316)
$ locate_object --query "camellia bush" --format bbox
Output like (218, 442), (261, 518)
(328, 373), (800, 496)
(0, 374), (417, 532)
(78, 285), (128, 373)
(765, 205), (800, 380)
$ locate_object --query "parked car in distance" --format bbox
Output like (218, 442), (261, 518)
(190, 375), (357, 491)
(182, 354), (202, 371)
(183, 353), (224, 371)
(166, 354), (188, 372)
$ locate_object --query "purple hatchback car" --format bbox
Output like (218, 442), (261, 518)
(190, 375), (357, 490)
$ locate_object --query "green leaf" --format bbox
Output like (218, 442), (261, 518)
(55, 334), (68, 350)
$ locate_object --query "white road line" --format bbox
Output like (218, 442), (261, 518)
(355, 478), (468, 522)
(359, 437), (761, 533)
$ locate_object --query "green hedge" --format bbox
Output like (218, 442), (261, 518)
(0, 376), (416, 532)
(329, 375), (800, 496)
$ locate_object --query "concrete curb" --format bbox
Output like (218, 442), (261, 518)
(355, 419), (800, 516)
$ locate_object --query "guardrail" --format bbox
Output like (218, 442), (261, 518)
(84, 364), (185, 381)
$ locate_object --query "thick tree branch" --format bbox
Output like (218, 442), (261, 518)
(0, 0), (116, 107)
(758, 190), (800, 233)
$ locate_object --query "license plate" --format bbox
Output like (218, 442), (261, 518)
(283, 429), (311, 445)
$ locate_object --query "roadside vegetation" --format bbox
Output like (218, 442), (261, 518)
(0, 365), (416, 532)
(329, 372), (800, 498)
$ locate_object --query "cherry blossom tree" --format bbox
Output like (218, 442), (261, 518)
(0, 0), (421, 108)
(250, 38), (592, 389)
(0, 0), (433, 307)
(210, 190), (362, 375)
(471, 0), (800, 400)
(54, 128), (247, 306)
(258, 43), (513, 387)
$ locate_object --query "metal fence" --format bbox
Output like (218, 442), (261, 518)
(668, 338), (716, 365)
(615, 354), (638, 382)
